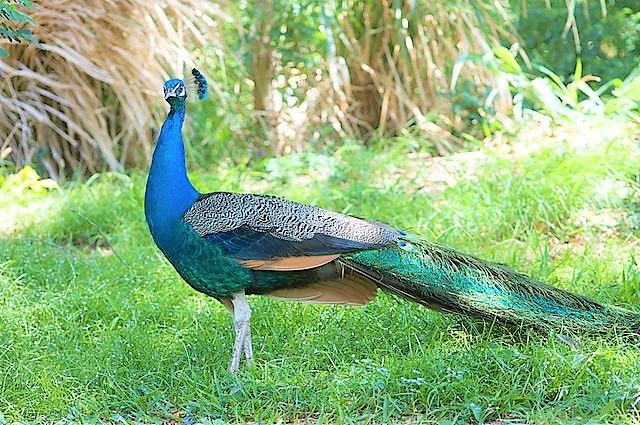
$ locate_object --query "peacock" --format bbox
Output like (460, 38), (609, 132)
(145, 69), (639, 373)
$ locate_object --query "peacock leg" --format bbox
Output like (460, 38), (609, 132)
(242, 326), (253, 363)
(229, 291), (252, 373)
(219, 296), (253, 365)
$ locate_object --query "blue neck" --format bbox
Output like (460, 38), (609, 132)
(145, 104), (199, 231)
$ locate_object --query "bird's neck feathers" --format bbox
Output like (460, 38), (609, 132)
(145, 103), (199, 228)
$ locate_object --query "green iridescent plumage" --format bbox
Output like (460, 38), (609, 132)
(145, 70), (639, 373)
(345, 236), (639, 332)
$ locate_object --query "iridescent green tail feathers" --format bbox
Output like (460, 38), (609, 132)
(344, 235), (640, 334)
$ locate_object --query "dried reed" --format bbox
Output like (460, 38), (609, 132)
(0, 0), (226, 177)
(315, 0), (519, 153)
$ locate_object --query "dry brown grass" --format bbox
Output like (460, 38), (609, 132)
(1, 1), (525, 172)
(308, 0), (520, 154)
(0, 0), (226, 177)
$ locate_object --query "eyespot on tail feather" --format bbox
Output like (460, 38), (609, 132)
(192, 68), (208, 100)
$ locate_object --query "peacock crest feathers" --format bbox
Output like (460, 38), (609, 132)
(186, 68), (207, 100)
(164, 68), (207, 102)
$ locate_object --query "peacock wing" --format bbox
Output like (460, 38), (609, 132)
(182, 191), (402, 270)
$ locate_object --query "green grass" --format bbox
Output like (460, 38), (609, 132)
(1, 120), (639, 423)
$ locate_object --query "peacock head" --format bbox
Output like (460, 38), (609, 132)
(163, 79), (187, 107)
(162, 69), (208, 107)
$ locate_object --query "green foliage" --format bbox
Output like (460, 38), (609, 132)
(230, 0), (326, 70)
(0, 165), (57, 195)
(454, 46), (640, 134)
(606, 64), (640, 120)
(187, 0), (329, 166)
(189, 0), (517, 162)
(1, 119), (639, 422)
(514, 0), (640, 83)
(0, 0), (35, 56)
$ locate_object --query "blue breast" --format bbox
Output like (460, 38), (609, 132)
(145, 104), (252, 296)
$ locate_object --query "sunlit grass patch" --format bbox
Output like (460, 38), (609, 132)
(0, 119), (639, 422)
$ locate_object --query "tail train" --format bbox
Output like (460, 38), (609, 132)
(344, 235), (640, 334)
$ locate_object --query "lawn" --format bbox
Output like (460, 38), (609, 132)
(1, 118), (639, 423)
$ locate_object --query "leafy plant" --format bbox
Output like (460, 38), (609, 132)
(0, 0), (35, 57)
(513, 0), (640, 83)
(606, 63), (640, 121)
(454, 45), (640, 129)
